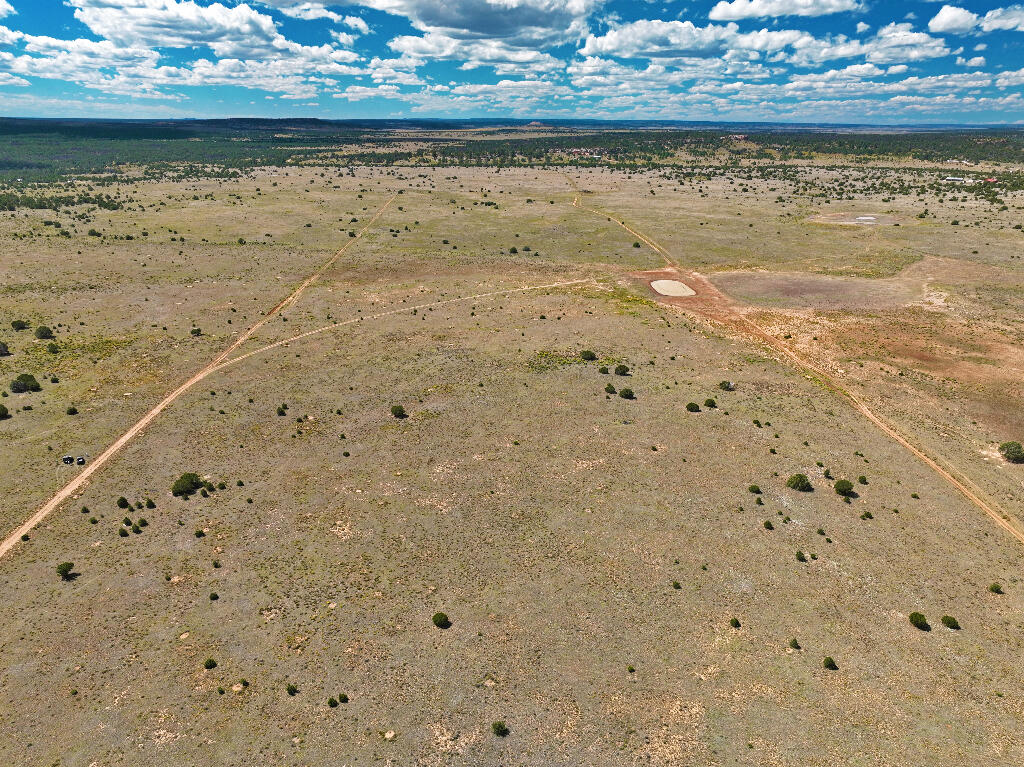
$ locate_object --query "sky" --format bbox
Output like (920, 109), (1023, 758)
(0, 1), (1021, 123)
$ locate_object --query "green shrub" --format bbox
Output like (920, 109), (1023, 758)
(909, 612), (930, 631)
(729, 617), (741, 628)
(685, 402), (700, 412)
(598, 365), (608, 374)
(748, 485), (761, 494)
(0, 341), (8, 357)
(0, 404), (8, 420)
(788, 638), (801, 650)
(10, 373), (41, 393)
(11, 319), (28, 331)
(763, 520), (773, 530)
(580, 350), (597, 361)
(66, 406), (78, 415)
(118, 528), (129, 537)
(116, 496), (130, 509)
(604, 383), (616, 394)
(204, 658), (217, 670)
(614, 364), (629, 376)
(999, 441), (1024, 463)
(328, 697), (339, 707)
(823, 656), (838, 671)
(718, 381), (734, 391)
(833, 479), (854, 497)
(857, 475), (868, 485)
(172, 472), (203, 497)
(618, 388), (635, 400)
(390, 404), (407, 419)
(210, 592), (219, 601)
(46, 342), (59, 354)
(56, 562), (74, 580)
(34, 325), (54, 340)
(432, 612), (451, 629)
(796, 550), (807, 563)
(145, 498), (155, 509)
(338, 693), (349, 703)
(492, 721), (509, 737)
(786, 474), (812, 492)
(941, 615), (961, 630)
(989, 582), (1003, 594)
(286, 683), (298, 696)
(704, 398), (717, 408)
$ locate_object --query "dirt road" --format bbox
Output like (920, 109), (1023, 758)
(0, 194), (397, 560)
(572, 194), (1024, 546)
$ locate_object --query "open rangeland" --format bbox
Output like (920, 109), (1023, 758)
(2, 142), (1024, 766)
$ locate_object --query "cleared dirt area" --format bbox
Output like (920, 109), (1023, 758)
(710, 270), (925, 310)
(807, 212), (901, 225)
(650, 278), (696, 297)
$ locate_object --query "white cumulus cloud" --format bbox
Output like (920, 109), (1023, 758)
(709, 0), (863, 21)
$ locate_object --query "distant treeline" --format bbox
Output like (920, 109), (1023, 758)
(0, 118), (1020, 189)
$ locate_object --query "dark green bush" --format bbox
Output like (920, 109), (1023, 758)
(909, 612), (931, 631)
(823, 656), (838, 671)
(46, 342), (59, 354)
(328, 697), (339, 707)
(789, 638), (801, 650)
(580, 350), (597, 361)
(203, 658), (217, 670)
(492, 721), (509, 737)
(432, 612), (451, 629)
(11, 320), (28, 331)
(614, 364), (629, 376)
(605, 383), (616, 394)
(685, 402), (700, 412)
(0, 341), (9, 356)
(833, 479), (854, 497)
(748, 485), (761, 494)
(618, 388), (635, 400)
(729, 617), (741, 628)
(786, 474), (812, 492)
(763, 520), (774, 530)
(172, 472), (203, 497)
(66, 406), (78, 415)
(718, 381), (734, 391)
(941, 615), (960, 630)
(56, 561), (74, 580)
(10, 373), (41, 393)
(34, 325), (54, 340)
(989, 582), (1003, 594)
(116, 496), (130, 509)
(390, 404), (407, 419)
(286, 683), (298, 696)
(857, 475), (868, 485)
(0, 404), (8, 420)
(796, 550), (807, 562)
(704, 398), (717, 408)
(999, 441), (1024, 463)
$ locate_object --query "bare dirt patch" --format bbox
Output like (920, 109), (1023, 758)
(650, 278), (696, 297)
(807, 212), (901, 226)
(709, 270), (925, 310)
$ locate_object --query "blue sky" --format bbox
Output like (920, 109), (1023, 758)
(0, 1), (1020, 123)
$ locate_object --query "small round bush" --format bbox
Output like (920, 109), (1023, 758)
(56, 561), (74, 580)
(604, 383), (616, 394)
(66, 405), (78, 415)
(796, 550), (807, 563)
(857, 475), (868, 485)
(618, 388), (635, 400)
(204, 658), (217, 670)
(614, 364), (629, 376)
(763, 520), (774, 530)
(786, 474), (813, 492)
(718, 380), (734, 391)
(941, 615), (961, 630)
(492, 721), (509, 737)
(729, 617), (740, 628)
(116, 496), (130, 509)
(118, 528), (129, 537)
(432, 612), (451, 629)
(685, 402), (700, 413)
(704, 398), (717, 409)
(328, 697), (339, 707)
(833, 479), (854, 497)
(0, 403), (8, 420)
(338, 693), (349, 703)
(286, 683), (298, 696)
(390, 404), (407, 419)
(172, 472), (203, 497)
(34, 325), (54, 340)
(580, 350), (597, 361)
(823, 656), (838, 671)
(909, 612), (931, 631)
(989, 582), (1003, 594)
(210, 592), (219, 601)
(999, 441), (1024, 463)
(748, 485), (761, 494)
(788, 638), (801, 650)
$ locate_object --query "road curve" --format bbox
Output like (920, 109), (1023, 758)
(572, 191), (1024, 547)
(0, 194), (397, 560)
